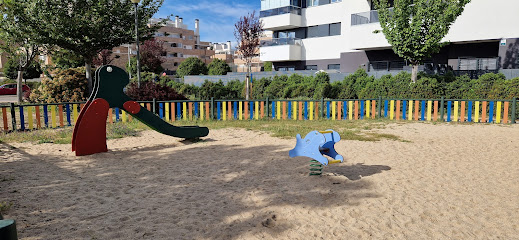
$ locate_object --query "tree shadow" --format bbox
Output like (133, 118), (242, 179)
(327, 163), (392, 181)
(1, 139), (390, 239)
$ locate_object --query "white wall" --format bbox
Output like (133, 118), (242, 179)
(263, 14), (303, 31)
(260, 45), (302, 62)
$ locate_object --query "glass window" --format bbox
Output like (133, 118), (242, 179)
(328, 64), (340, 70)
(307, 26), (319, 38)
(306, 65), (318, 70)
(329, 23), (341, 36)
(316, 24), (329, 37)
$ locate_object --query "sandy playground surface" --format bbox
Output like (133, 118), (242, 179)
(1, 123), (519, 239)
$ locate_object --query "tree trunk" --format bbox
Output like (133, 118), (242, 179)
(16, 71), (24, 103)
(85, 63), (93, 95)
(245, 63), (250, 100)
(411, 64), (419, 83)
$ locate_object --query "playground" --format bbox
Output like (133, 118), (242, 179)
(1, 122), (519, 239)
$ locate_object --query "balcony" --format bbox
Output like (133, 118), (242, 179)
(260, 38), (302, 62)
(351, 8), (393, 26)
(260, 6), (303, 31)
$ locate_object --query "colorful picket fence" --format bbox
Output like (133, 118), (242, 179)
(1, 97), (517, 132)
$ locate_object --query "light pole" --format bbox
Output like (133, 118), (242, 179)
(131, 0), (141, 88)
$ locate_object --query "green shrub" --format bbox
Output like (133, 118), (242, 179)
(29, 67), (89, 103)
(208, 59), (231, 75)
(176, 57), (208, 78)
(263, 62), (273, 72)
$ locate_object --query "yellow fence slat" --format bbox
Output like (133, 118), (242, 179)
(222, 101), (227, 121)
(73, 104), (79, 124)
(122, 110), (127, 122)
(51, 105), (57, 128)
(348, 101), (353, 120)
(165, 102), (170, 122)
(453, 101), (459, 122)
(332, 101), (336, 120)
(496, 101), (502, 123)
(255, 101), (259, 120)
(408, 100), (413, 121)
(292, 101), (297, 120)
(366, 100), (370, 119)
(239, 101), (243, 120)
(474, 101), (480, 123)
(199, 102), (204, 121)
(427, 100), (432, 121)
(390, 100), (394, 120)
(309, 102), (314, 120)
(277, 101), (281, 120)
(27, 106), (33, 129)
(183, 102), (187, 120)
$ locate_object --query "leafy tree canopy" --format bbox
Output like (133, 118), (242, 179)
(208, 59), (231, 75)
(176, 57), (208, 78)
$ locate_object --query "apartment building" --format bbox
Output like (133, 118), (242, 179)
(259, 0), (519, 74)
(110, 17), (215, 75)
(211, 41), (234, 65)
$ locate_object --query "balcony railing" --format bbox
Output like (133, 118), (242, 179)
(260, 38), (302, 47)
(260, 5), (302, 18)
(351, 8), (394, 26)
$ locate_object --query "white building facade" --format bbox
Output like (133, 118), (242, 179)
(259, 0), (519, 74)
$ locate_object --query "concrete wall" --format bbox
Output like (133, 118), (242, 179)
(499, 38), (519, 69)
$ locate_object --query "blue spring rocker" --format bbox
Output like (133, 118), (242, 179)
(289, 129), (344, 167)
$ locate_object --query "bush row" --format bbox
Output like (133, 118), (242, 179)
(162, 69), (519, 100)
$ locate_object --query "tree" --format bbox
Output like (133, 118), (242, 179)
(51, 49), (84, 69)
(0, 0), (45, 103)
(263, 61), (273, 72)
(93, 49), (117, 67)
(127, 38), (165, 76)
(208, 59), (231, 75)
(3, 58), (42, 80)
(14, 0), (164, 93)
(374, 0), (471, 83)
(176, 57), (208, 78)
(234, 11), (264, 100)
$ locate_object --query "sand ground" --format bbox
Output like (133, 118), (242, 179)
(1, 123), (519, 239)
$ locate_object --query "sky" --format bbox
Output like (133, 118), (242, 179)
(155, 0), (261, 45)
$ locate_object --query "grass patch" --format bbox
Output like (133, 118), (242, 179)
(0, 119), (405, 143)
(0, 201), (13, 215)
(0, 121), (145, 144)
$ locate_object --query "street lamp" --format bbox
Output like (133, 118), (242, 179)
(131, 0), (141, 88)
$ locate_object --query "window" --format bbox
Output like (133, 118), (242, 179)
(307, 23), (341, 38)
(329, 23), (341, 36)
(307, 0), (341, 7)
(306, 65), (318, 70)
(328, 64), (340, 70)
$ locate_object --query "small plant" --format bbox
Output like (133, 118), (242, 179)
(0, 201), (13, 214)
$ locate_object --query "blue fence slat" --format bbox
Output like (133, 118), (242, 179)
(360, 100), (365, 119)
(271, 101), (275, 119)
(343, 101), (347, 120)
(326, 101), (330, 119)
(287, 101), (291, 119)
(304, 102), (308, 120)
(447, 101), (452, 122)
(250, 101), (254, 119)
(384, 100), (388, 118)
(217, 102), (221, 120)
(19, 106), (25, 131)
(488, 101), (494, 123)
(115, 107), (120, 121)
(176, 102), (181, 119)
(467, 101), (472, 122)
(159, 103), (164, 119)
(402, 100), (407, 120)
(194, 102), (199, 119)
(43, 105), (49, 127)
(233, 101), (237, 119)
(421, 101), (426, 121)
(65, 104), (71, 126)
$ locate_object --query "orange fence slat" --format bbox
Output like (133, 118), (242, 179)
(460, 101), (466, 122)
(228, 101), (232, 120)
(58, 105), (64, 127)
(260, 101), (264, 119)
(298, 101), (303, 120)
(108, 108), (113, 124)
(337, 101), (342, 120)
(372, 100), (376, 119)
(396, 100), (401, 120)
(188, 102), (193, 120)
(482, 101), (487, 123)
(35, 106), (41, 129)
(433, 101), (439, 121)
(414, 101), (419, 121)
(314, 102), (319, 120)
(2, 107), (7, 131)
(282, 101), (287, 120)
(244, 102), (249, 120)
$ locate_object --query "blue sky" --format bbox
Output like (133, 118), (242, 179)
(155, 0), (260, 45)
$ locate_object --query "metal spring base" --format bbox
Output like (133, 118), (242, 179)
(309, 160), (323, 176)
